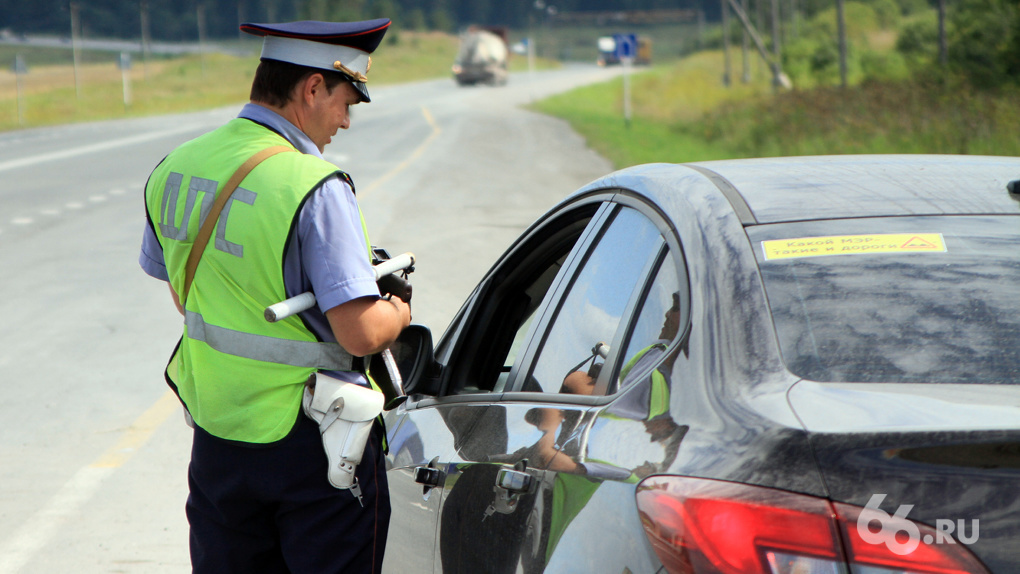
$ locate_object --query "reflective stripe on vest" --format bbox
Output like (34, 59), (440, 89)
(146, 118), (370, 443)
(185, 311), (354, 371)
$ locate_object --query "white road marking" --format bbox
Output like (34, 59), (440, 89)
(5, 191), (128, 230)
(0, 392), (180, 574)
(0, 466), (116, 574)
(0, 124), (204, 174)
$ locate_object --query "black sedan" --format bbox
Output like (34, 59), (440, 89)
(381, 155), (1020, 574)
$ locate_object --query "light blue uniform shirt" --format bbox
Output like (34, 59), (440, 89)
(139, 103), (379, 384)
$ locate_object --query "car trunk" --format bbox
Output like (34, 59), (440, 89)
(788, 380), (1020, 572)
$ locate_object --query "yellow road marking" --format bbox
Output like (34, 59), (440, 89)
(91, 391), (181, 468)
(0, 391), (181, 573)
(360, 105), (441, 199)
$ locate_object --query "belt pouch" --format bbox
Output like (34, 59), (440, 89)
(302, 372), (384, 492)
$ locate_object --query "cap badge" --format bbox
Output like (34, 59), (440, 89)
(333, 60), (368, 83)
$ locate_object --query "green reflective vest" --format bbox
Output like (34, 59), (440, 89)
(145, 118), (368, 443)
(617, 343), (670, 420)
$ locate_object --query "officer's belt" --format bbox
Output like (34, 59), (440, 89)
(185, 310), (355, 371)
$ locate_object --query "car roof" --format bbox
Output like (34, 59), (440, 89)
(685, 155), (1020, 225)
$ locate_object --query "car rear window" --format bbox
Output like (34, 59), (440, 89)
(748, 216), (1020, 385)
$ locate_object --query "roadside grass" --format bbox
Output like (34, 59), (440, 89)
(0, 53), (258, 130)
(533, 50), (1020, 168)
(690, 77), (1020, 158)
(531, 51), (776, 165)
(0, 31), (564, 132)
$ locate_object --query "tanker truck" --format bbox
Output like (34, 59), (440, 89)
(452, 26), (509, 86)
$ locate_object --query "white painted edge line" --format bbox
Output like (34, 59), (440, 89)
(0, 392), (180, 574)
(0, 123), (205, 174)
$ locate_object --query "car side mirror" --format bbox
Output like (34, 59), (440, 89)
(389, 324), (441, 397)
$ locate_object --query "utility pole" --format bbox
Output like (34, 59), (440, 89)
(770, 0), (781, 74)
(722, 0), (732, 86)
(197, 3), (208, 76)
(790, 0), (799, 39)
(938, 0), (947, 67)
(741, 0), (750, 82)
(697, 8), (705, 50)
(756, 0), (766, 79)
(837, 0), (847, 87)
(14, 54), (27, 126)
(140, 0), (151, 80)
(70, 1), (83, 100)
(725, 0), (791, 88)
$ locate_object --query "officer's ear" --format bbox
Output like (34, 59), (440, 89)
(297, 72), (327, 106)
(291, 71), (322, 109)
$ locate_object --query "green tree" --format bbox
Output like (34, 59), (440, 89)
(896, 9), (939, 66)
(405, 7), (427, 30)
(299, 0), (330, 20)
(329, 0), (367, 21)
(948, 0), (1018, 87)
(367, 0), (399, 21)
(429, 0), (454, 32)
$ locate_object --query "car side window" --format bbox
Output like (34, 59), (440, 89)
(441, 205), (601, 396)
(491, 253), (568, 392)
(525, 206), (664, 396)
(613, 255), (682, 395)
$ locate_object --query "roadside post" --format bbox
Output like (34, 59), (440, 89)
(13, 54), (27, 126)
(119, 52), (133, 110)
(526, 37), (535, 102)
(615, 33), (637, 128)
(70, 1), (82, 100)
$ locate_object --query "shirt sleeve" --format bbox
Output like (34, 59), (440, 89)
(297, 175), (380, 314)
(139, 219), (169, 281)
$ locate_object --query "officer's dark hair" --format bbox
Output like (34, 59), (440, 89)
(250, 59), (350, 107)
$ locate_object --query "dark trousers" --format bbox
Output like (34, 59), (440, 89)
(186, 414), (390, 574)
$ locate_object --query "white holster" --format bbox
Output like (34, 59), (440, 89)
(302, 373), (384, 501)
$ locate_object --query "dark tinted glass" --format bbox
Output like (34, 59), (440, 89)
(617, 255), (682, 393)
(750, 216), (1020, 384)
(527, 207), (663, 395)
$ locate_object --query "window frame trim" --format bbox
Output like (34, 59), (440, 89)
(410, 194), (615, 409)
(408, 189), (692, 410)
(593, 241), (669, 397)
(502, 192), (691, 405)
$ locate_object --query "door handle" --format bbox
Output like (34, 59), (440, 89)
(413, 465), (441, 487)
(496, 468), (532, 493)
(484, 466), (534, 518)
(413, 456), (443, 490)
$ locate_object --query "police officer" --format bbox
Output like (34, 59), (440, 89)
(138, 18), (409, 574)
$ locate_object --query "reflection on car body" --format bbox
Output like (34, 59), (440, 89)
(382, 155), (1020, 574)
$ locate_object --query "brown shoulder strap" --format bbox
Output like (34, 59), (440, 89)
(182, 145), (295, 304)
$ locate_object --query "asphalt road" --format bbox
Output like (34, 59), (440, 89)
(0, 64), (621, 573)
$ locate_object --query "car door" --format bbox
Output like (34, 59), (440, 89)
(382, 198), (611, 574)
(426, 200), (686, 573)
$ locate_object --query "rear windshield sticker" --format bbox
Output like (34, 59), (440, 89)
(762, 233), (947, 260)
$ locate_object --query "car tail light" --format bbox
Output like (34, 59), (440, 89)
(635, 476), (990, 574)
